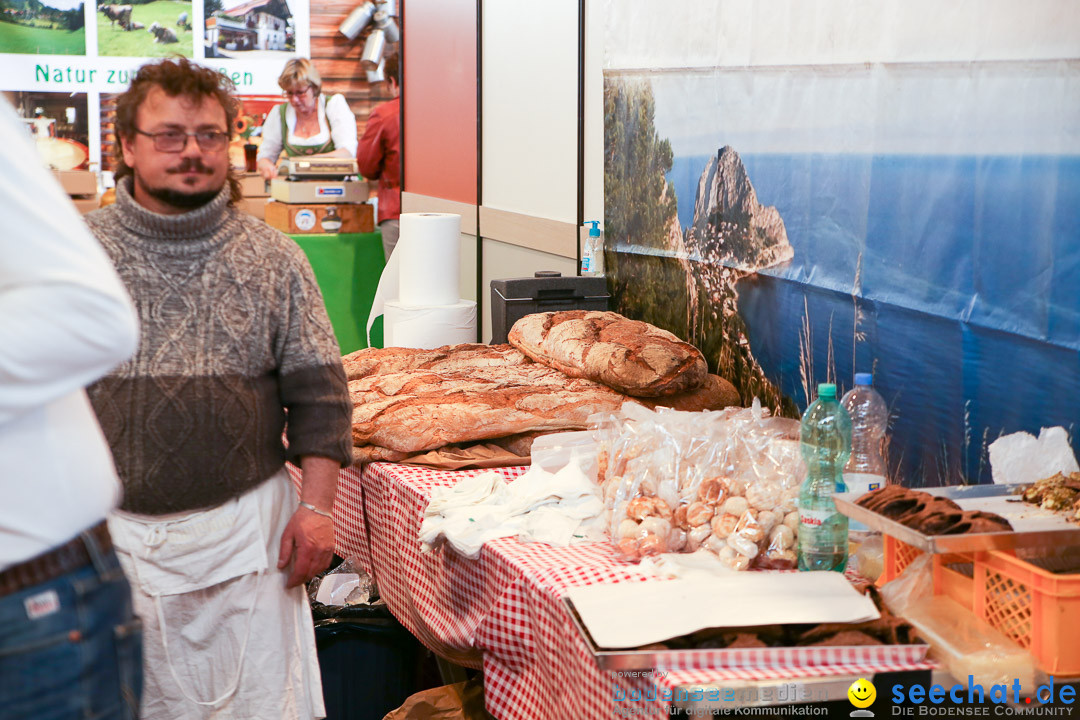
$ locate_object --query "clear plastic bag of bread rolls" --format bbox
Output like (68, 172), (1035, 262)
(674, 415), (733, 504)
(644, 444), (681, 510)
(596, 428), (652, 512)
(612, 492), (676, 562)
(587, 410), (622, 486)
(596, 401), (807, 565)
(608, 447), (680, 562)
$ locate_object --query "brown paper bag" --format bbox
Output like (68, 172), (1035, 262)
(381, 677), (490, 720)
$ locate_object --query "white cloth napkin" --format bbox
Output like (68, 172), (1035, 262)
(638, 550), (739, 579)
(418, 460), (603, 558)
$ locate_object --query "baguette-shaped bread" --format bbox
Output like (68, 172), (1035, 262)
(352, 444), (410, 464)
(349, 364), (630, 452)
(508, 311), (707, 397)
(342, 343), (528, 381)
(353, 431), (541, 466)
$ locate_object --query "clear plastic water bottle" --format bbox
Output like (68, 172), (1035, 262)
(798, 383), (852, 572)
(841, 373), (889, 533)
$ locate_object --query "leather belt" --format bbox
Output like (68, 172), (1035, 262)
(0, 520), (113, 598)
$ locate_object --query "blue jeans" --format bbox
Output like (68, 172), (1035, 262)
(0, 531), (143, 720)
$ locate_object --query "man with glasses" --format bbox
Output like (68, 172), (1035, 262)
(83, 57), (351, 720)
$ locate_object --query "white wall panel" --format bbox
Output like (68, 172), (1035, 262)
(481, 0), (579, 224)
(583, 0), (604, 228)
(480, 239), (577, 343)
(460, 234), (478, 305)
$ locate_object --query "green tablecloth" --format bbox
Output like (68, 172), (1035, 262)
(291, 232), (384, 353)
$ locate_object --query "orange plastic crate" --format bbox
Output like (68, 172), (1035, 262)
(881, 535), (1080, 677)
(881, 535), (924, 582)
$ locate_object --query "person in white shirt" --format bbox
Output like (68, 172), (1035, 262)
(0, 97), (141, 719)
(256, 58), (358, 180)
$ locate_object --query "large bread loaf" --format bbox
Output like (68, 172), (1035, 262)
(638, 374), (741, 413)
(349, 364), (629, 452)
(342, 343), (528, 381)
(508, 311), (707, 397)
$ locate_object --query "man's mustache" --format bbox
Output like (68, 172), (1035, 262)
(167, 159), (214, 175)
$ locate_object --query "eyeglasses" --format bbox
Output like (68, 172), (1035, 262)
(135, 128), (229, 152)
(283, 86), (313, 99)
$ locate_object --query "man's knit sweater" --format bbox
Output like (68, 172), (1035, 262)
(84, 178), (351, 515)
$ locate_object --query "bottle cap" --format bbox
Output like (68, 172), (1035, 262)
(585, 220), (601, 237)
(854, 372), (873, 386)
(817, 383), (837, 399)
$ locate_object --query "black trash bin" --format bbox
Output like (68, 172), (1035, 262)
(313, 603), (424, 720)
(489, 271), (609, 344)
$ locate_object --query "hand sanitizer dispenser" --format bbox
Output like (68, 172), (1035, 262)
(581, 221), (605, 277)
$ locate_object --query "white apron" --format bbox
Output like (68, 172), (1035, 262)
(109, 469), (325, 720)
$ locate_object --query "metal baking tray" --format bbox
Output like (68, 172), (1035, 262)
(834, 483), (1080, 554)
(670, 674), (861, 711)
(563, 597), (929, 673)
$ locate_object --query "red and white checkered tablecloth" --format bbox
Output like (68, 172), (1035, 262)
(290, 462), (937, 720)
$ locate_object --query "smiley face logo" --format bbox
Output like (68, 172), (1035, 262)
(848, 678), (876, 709)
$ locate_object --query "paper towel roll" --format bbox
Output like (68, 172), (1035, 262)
(385, 299), (477, 349)
(398, 213), (461, 306)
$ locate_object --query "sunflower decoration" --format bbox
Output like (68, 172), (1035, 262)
(234, 115), (257, 141)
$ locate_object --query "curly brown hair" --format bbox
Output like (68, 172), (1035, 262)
(113, 57), (242, 205)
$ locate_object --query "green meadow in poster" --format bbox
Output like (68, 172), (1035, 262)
(0, 0), (86, 55)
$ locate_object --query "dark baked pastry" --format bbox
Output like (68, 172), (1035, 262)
(855, 486), (1012, 535)
(963, 511), (1013, 533)
(856, 486), (909, 511)
(915, 510), (967, 535)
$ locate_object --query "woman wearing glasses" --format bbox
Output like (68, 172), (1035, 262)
(256, 58), (357, 181)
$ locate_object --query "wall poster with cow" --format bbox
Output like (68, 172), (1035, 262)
(97, 0), (194, 57)
(0, 0), (310, 174)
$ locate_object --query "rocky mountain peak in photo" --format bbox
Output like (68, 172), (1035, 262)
(688, 146), (793, 271)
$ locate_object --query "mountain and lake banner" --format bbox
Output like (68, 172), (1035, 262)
(601, 0), (1080, 486)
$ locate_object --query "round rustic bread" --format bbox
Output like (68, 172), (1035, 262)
(507, 310), (708, 397)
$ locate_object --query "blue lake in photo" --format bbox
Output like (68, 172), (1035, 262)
(667, 153), (1080, 485)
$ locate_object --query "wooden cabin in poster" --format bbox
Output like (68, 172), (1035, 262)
(206, 0), (292, 52)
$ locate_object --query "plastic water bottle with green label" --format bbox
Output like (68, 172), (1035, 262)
(798, 383), (852, 572)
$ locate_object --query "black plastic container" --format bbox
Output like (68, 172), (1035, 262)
(314, 604), (424, 720)
(489, 271), (609, 344)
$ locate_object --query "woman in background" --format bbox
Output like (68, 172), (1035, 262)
(257, 58), (357, 180)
